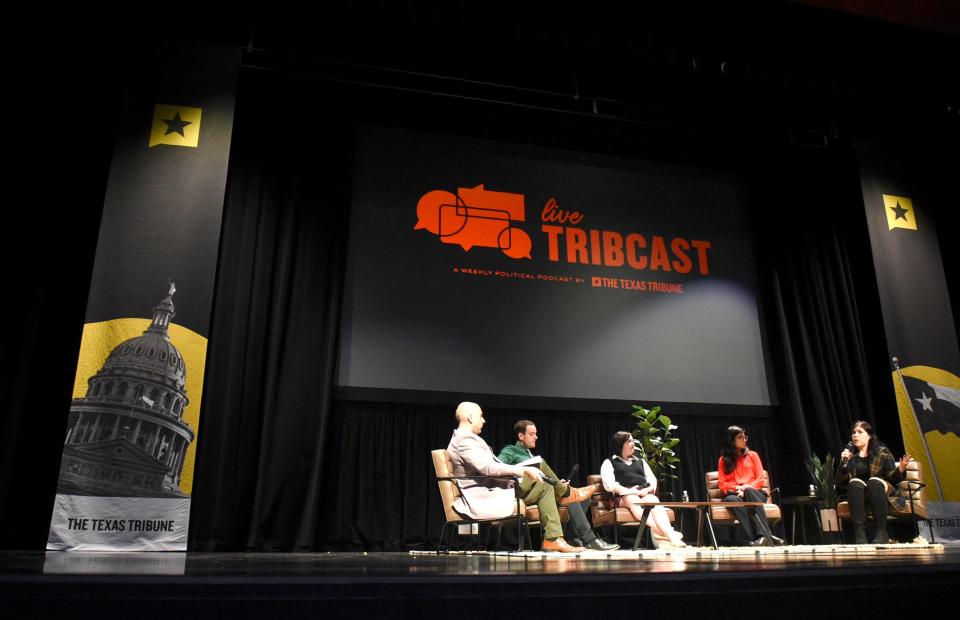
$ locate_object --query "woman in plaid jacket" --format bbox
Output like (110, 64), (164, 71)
(839, 421), (911, 544)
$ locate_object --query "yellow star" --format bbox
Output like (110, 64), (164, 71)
(882, 194), (917, 231)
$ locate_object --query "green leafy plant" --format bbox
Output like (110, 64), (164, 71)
(629, 405), (681, 481)
(804, 453), (838, 509)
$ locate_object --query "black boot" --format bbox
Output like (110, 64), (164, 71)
(847, 480), (869, 544)
(866, 479), (890, 543)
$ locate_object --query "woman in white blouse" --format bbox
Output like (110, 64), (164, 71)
(600, 431), (686, 549)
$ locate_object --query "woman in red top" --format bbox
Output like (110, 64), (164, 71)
(717, 426), (783, 546)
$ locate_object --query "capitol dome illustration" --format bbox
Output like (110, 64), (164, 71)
(58, 283), (195, 497)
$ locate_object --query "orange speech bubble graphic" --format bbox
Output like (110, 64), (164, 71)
(415, 184), (531, 259)
(500, 227), (533, 259)
(414, 189), (457, 234)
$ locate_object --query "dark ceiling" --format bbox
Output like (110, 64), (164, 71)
(793, 0), (960, 35)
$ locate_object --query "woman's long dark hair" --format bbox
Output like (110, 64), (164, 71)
(852, 420), (880, 456)
(610, 431), (635, 458)
(720, 425), (746, 474)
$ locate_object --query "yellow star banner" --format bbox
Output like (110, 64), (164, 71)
(149, 104), (202, 148)
(893, 365), (960, 502)
(883, 194), (917, 231)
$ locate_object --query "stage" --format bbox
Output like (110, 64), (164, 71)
(3, 544), (958, 618)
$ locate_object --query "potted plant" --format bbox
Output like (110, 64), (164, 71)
(805, 453), (839, 533)
(630, 405), (681, 497)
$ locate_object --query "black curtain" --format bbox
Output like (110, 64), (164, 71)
(187, 73), (352, 551)
(755, 145), (897, 478)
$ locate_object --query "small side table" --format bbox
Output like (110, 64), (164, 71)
(780, 496), (823, 545)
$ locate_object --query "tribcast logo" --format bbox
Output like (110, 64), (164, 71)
(415, 184), (532, 259)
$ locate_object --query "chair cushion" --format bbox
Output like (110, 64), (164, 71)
(585, 473), (675, 521)
(591, 502), (675, 527)
(709, 503), (781, 522)
(837, 498), (927, 521)
(704, 470), (780, 524)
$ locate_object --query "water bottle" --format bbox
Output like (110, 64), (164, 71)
(808, 484), (816, 497)
(682, 490), (689, 502)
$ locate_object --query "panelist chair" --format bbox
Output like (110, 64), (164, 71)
(586, 474), (676, 550)
(431, 449), (527, 552)
(702, 470), (782, 546)
(836, 459), (933, 543)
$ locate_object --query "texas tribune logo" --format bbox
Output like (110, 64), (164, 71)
(414, 184), (532, 259)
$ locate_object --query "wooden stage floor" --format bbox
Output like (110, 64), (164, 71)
(3, 543), (958, 618)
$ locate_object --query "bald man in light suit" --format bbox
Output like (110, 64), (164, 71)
(446, 402), (585, 553)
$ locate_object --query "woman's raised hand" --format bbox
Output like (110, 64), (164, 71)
(898, 454), (912, 473)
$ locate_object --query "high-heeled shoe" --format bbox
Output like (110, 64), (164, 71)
(668, 531), (687, 548)
(651, 531), (684, 549)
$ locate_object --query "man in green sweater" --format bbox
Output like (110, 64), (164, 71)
(498, 419), (619, 551)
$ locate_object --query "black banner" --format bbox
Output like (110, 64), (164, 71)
(857, 138), (960, 538)
(47, 42), (239, 551)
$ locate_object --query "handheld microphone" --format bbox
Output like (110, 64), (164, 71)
(840, 442), (855, 464)
(540, 474), (558, 485)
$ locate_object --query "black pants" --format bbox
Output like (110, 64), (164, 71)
(846, 478), (889, 540)
(723, 487), (768, 541)
(565, 501), (597, 543)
